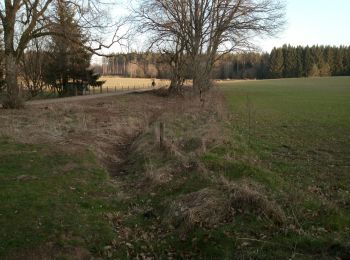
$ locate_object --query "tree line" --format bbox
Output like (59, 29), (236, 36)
(267, 45), (350, 78)
(0, 0), (105, 101)
(0, 0), (121, 108)
(99, 45), (350, 80)
(98, 53), (173, 79)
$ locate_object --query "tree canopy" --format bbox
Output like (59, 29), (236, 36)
(134, 0), (286, 93)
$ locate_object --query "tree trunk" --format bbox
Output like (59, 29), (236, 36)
(168, 78), (182, 95)
(191, 52), (216, 94)
(3, 53), (23, 108)
(192, 65), (212, 94)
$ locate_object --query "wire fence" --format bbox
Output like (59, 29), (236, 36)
(81, 81), (169, 96)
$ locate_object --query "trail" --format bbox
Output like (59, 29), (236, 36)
(26, 88), (155, 106)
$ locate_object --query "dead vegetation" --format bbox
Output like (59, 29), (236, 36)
(0, 88), (288, 257)
(0, 94), (167, 171)
(106, 89), (287, 231)
(167, 188), (230, 229)
(167, 178), (286, 230)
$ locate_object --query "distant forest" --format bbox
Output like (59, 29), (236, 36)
(97, 45), (350, 79)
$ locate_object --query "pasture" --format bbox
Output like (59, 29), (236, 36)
(217, 77), (350, 256)
(0, 77), (349, 258)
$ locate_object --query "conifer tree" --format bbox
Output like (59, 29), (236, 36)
(346, 47), (350, 75)
(296, 46), (304, 77)
(283, 45), (298, 78)
(268, 48), (284, 78)
(324, 47), (334, 72)
(43, 1), (102, 96)
(303, 47), (314, 77)
(333, 48), (344, 76)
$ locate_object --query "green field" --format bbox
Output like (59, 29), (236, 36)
(216, 77), (350, 257)
(221, 77), (350, 184)
(1, 77), (350, 258)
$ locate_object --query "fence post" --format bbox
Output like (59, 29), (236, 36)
(107, 86), (109, 93)
(159, 122), (164, 149)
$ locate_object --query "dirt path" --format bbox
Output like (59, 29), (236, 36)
(26, 88), (155, 106)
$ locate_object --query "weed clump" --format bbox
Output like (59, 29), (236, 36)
(167, 188), (230, 229)
(226, 181), (286, 225)
(167, 180), (286, 230)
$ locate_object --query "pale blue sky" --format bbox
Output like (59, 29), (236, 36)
(94, 0), (350, 62)
(259, 0), (350, 51)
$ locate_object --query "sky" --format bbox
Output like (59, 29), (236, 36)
(258, 0), (350, 52)
(93, 0), (350, 62)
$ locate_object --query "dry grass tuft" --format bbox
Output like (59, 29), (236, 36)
(167, 188), (230, 229)
(221, 177), (286, 225)
(167, 177), (286, 230)
(144, 162), (173, 185)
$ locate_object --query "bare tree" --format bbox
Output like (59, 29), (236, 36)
(20, 39), (47, 97)
(0, 0), (126, 108)
(135, 0), (285, 93)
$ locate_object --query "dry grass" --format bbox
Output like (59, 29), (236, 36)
(1, 87), (291, 258)
(167, 188), (230, 229)
(222, 178), (287, 225)
(0, 88), (215, 177)
(167, 178), (286, 229)
(106, 89), (286, 230)
(0, 89), (285, 229)
(144, 163), (174, 185)
(0, 94), (172, 174)
(100, 76), (170, 89)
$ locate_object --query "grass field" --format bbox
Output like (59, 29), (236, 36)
(1, 77), (350, 258)
(100, 76), (170, 89)
(216, 77), (350, 257)
(25, 77), (171, 100)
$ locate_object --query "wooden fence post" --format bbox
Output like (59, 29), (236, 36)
(159, 122), (164, 149)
